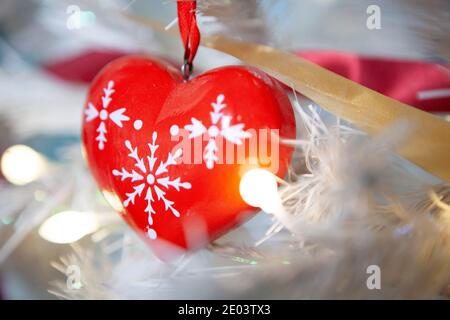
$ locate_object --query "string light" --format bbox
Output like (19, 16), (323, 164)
(239, 168), (281, 214)
(39, 211), (99, 244)
(240, 169), (295, 236)
(1, 144), (47, 185)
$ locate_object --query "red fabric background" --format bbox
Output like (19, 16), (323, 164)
(298, 51), (450, 113)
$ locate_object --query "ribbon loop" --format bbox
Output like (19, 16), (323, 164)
(177, 0), (200, 79)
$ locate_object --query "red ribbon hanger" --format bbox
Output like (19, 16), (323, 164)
(177, 0), (201, 79)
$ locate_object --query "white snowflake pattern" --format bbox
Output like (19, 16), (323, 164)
(112, 132), (191, 239)
(85, 80), (130, 150)
(178, 94), (252, 169)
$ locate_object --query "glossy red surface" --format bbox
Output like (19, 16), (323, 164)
(82, 56), (295, 259)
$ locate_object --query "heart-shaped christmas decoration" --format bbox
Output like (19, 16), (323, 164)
(82, 56), (296, 259)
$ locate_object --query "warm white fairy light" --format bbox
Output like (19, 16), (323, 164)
(39, 211), (99, 244)
(239, 169), (280, 214)
(1, 144), (47, 185)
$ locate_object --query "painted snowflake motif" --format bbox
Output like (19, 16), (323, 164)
(174, 94), (252, 169)
(85, 80), (130, 150)
(112, 132), (191, 240)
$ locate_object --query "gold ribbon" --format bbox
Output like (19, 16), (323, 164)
(125, 13), (450, 183)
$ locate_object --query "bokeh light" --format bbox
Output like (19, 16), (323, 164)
(39, 211), (99, 244)
(1, 144), (47, 185)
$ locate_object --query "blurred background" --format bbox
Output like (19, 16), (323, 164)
(0, 0), (448, 299)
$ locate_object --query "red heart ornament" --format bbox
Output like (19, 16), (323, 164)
(82, 56), (295, 259)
